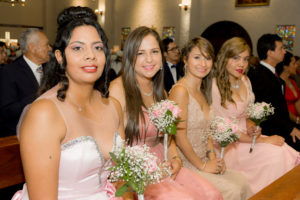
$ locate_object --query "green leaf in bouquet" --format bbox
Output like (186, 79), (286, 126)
(166, 123), (177, 135)
(250, 118), (261, 126)
(220, 140), (230, 147)
(115, 183), (128, 197)
(127, 180), (139, 192)
(231, 134), (239, 142)
(120, 149), (126, 162)
(165, 110), (173, 117)
(175, 119), (184, 123)
(107, 166), (115, 171)
(109, 152), (119, 165)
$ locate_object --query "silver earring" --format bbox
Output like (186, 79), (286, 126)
(160, 66), (163, 70)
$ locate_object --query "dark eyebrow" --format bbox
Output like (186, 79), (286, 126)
(69, 41), (103, 45)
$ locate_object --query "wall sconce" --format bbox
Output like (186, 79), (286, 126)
(178, 0), (191, 11)
(95, 8), (104, 16)
(0, 0), (26, 7)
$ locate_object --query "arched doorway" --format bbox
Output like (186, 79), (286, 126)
(201, 21), (252, 55)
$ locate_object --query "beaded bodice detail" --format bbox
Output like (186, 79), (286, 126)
(174, 84), (212, 169)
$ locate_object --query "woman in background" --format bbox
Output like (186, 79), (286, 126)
(211, 37), (299, 193)
(276, 51), (300, 124)
(109, 26), (222, 200)
(169, 36), (252, 200)
(12, 6), (126, 200)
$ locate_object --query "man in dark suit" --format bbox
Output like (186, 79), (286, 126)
(0, 28), (51, 136)
(248, 33), (300, 151)
(162, 37), (184, 92)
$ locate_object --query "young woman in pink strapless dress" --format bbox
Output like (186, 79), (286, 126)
(169, 36), (252, 200)
(12, 7), (128, 200)
(211, 37), (299, 193)
(109, 26), (222, 200)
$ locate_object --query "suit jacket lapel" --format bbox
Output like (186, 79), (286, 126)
(164, 63), (175, 85)
(19, 57), (39, 89)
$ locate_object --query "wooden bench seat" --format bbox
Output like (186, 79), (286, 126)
(0, 136), (25, 189)
(249, 165), (300, 200)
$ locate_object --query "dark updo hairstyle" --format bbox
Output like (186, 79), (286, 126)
(276, 51), (294, 76)
(39, 6), (110, 100)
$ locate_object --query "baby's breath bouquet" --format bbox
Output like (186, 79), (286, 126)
(211, 116), (240, 159)
(148, 100), (181, 161)
(247, 102), (274, 153)
(108, 144), (169, 200)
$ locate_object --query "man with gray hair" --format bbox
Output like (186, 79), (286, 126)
(0, 28), (51, 136)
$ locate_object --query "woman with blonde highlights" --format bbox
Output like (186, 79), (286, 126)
(212, 37), (299, 193)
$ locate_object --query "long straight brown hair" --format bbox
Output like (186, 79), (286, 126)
(121, 26), (166, 146)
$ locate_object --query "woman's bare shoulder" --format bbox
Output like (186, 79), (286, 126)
(19, 98), (66, 141)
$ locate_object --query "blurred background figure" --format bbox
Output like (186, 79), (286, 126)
(293, 56), (300, 90)
(0, 41), (8, 66)
(276, 51), (300, 124)
(162, 37), (184, 92)
(0, 28), (51, 137)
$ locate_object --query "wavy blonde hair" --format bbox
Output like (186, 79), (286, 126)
(213, 37), (250, 107)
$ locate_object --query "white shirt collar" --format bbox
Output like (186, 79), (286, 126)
(260, 60), (276, 74)
(23, 55), (41, 71)
(23, 55), (42, 85)
(167, 61), (175, 68)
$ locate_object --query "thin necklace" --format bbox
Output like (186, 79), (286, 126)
(138, 85), (153, 96)
(231, 79), (239, 89)
(68, 92), (89, 112)
(140, 88), (153, 96)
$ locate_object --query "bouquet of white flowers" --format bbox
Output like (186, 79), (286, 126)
(211, 116), (240, 159)
(247, 102), (274, 153)
(108, 144), (170, 200)
(148, 100), (181, 161)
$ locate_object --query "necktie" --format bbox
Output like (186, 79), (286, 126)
(171, 65), (176, 69)
(275, 72), (284, 94)
(36, 66), (43, 73)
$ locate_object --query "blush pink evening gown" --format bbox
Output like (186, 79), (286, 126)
(131, 107), (223, 200)
(12, 85), (121, 200)
(172, 83), (252, 200)
(211, 77), (299, 193)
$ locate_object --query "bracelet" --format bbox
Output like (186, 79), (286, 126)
(206, 149), (215, 158)
(201, 160), (207, 171)
(296, 117), (299, 124)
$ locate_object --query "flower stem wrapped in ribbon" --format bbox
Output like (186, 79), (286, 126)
(247, 102), (274, 153)
(211, 116), (240, 159)
(108, 144), (169, 199)
(148, 100), (182, 161)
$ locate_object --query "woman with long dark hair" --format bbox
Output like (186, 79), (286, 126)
(12, 6), (125, 200)
(109, 26), (222, 200)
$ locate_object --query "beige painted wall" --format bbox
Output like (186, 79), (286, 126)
(110, 0), (185, 48)
(107, 0), (300, 55)
(0, 0), (99, 44)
